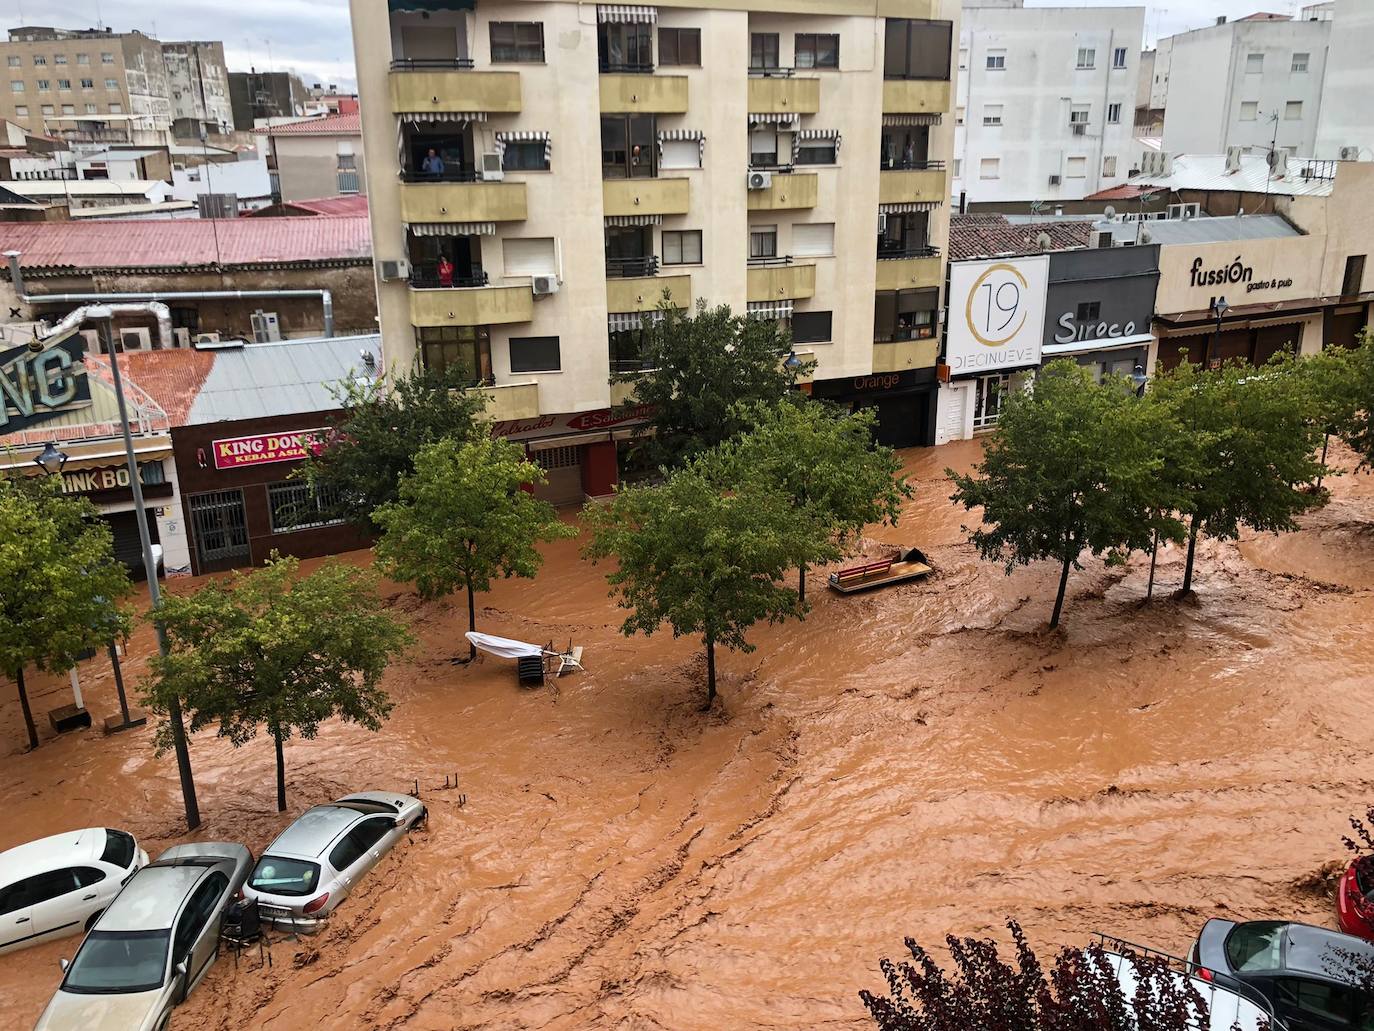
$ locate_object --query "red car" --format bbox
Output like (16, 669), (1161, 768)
(1337, 859), (1374, 941)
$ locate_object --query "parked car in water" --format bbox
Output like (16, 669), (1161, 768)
(33, 842), (252, 1031)
(243, 792), (426, 931)
(1193, 919), (1374, 1031)
(1338, 862), (1374, 943)
(0, 829), (148, 956)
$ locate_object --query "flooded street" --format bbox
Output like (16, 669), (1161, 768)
(2, 439), (1372, 1030)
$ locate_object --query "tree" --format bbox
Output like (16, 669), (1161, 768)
(1149, 354), (1325, 595)
(297, 363), (487, 531)
(614, 300), (814, 470)
(722, 397), (912, 603)
(144, 556), (410, 811)
(1302, 334), (1374, 473)
(949, 361), (1183, 629)
(0, 476), (131, 750)
(583, 452), (830, 709)
(860, 919), (1223, 1031)
(373, 433), (577, 661)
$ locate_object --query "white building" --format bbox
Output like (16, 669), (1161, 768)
(1156, 13), (1331, 159)
(1313, 0), (1374, 160)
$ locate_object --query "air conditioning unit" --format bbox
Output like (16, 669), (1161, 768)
(747, 170), (772, 190)
(531, 274), (559, 297)
(172, 327), (192, 349)
(1089, 229), (1113, 249)
(480, 152), (504, 181)
(119, 327), (152, 352)
(876, 212), (888, 234)
(194, 332), (221, 346)
(77, 328), (100, 354)
(1071, 123), (1087, 136)
(379, 258), (410, 281)
(1048, 174), (1062, 186)
(250, 310), (282, 343)
(1340, 146), (1361, 161)
(1167, 202), (1201, 220)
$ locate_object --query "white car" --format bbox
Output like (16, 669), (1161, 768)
(243, 792), (426, 931)
(0, 828), (147, 956)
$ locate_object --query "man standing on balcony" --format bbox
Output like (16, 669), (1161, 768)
(421, 147), (445, 176)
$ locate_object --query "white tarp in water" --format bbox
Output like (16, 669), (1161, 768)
(465, 632), (543, 660)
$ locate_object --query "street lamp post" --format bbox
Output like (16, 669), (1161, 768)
(1203, 296), (1229, 370)
(1130, 364), (1162, 599)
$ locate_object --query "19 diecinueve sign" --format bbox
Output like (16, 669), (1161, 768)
(946, 256), (1049, 375)
(0, 336), (92, 432)
(212, 429), (325, 470)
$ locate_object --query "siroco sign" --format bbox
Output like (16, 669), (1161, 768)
(945, 256), (1049, 375)
(212, 429), (325, 470)
(0, 337), (91, 432)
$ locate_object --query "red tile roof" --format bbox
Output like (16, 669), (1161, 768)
(4, 215), (371, 271)
(254, 113), (361, 136)
(246, 195), (369, 217)
(1085, 184), (1164, 202)
(949, 213), (1092, 261)
(116, 348), (217, 425)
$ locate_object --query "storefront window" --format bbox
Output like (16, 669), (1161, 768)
(267, 481), (345, 533)
(417, 325), (492, 384)
(973, 374), (1011, 429)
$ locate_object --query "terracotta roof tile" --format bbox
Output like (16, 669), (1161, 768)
(254, 113), (361, 136)
(949, 214), (1092, 261)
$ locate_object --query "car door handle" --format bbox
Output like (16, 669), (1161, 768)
(15, 918), (28, 924)
(82, 894), (97, 900)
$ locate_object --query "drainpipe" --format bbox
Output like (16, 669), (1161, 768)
(4, 251), (336, 340)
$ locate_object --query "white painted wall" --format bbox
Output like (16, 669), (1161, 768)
(1314, 0), (1374, 160)
(169, 156), (273, 204)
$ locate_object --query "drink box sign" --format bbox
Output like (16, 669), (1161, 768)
(212, 429), (325, 470)
(946, 255), (1049, 375)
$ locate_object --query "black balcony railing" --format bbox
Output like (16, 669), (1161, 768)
(606, 255), (659, 278)
(877, 244), (940, 260)
(409, 267), (490, 289)
(880, 158), (946, 171)
(400, 166), (481, 183)
(747, 254), (793, 268)
(748, 66), (794, 78)
(599, 60), (655, 74)
(749, 161), (795, 174)
(390, 57), (475, 70)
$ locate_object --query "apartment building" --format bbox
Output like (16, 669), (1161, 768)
(161, 41), (234, 137)
(953, 1), (1143, 207)
(1313, 0), (1374, 160)
(228, 69), (312, 130)
(1154, 13), (1331, 158)
(351, 0), (958, 493)
(256, 112), (366, 202)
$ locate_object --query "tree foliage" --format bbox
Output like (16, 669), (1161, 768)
(373, 433), (577, 660)
(583, 451), (830, 708)
(144, 555), (410, 811)
(298, 363), (487, 531)
(949, 361), (1183, 629)
(860, 920), (1230, 1031)
(614, 300), (814, 470)
(0, 476), (131, 750)
(721, 397), (913, 601)
(1302, 333), (1374, 471)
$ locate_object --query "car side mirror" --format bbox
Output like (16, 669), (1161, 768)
(175, 959), (189, 978)
(58, 958), (69, 972)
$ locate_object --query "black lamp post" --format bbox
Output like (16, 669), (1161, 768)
(1204, 296), (1229, 369)
(34, 441), (69, 476)
(784, 350), (803, 370)
(1131, 363), (1148, 398)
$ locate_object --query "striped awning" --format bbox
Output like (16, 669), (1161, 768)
(605, 214), (662, 226)
(608, 310), (665, 332)
(408, 221), (496, 236)
(793, 128), (841, 161)
(880, 201), (942, 214)
(747, 300), (793, 321)
(749, 113), (799, 129)
(883, 113), (943, 127)
(657, 128), (704, 166)
(494, 130), (551, 166)
(597, 4), (656, 22)
(399, 111), (489, 123)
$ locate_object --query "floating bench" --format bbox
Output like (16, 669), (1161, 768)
(827, 548), (933, 594)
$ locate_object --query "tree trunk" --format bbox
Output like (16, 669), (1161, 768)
(1049, 546), (1074, 630)
(1180, 514), (1201, 596)
(1317, 432), (1330, 490)
(702, 636), (716, 712)
(798, 563), (807, 606)
(273, 727), (287, 813)
(15, 666), (37, 751)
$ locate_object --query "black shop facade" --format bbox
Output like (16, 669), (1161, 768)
(810, 368), (938, 448)
(1040, 243), (1160, 380)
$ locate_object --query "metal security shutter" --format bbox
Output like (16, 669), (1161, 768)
(530, 444), (584, 505)
(187, 489), (250, 571)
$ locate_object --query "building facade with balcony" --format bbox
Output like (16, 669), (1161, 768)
(351, 0), (958, 495)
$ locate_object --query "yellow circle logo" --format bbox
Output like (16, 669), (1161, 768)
(965, 263), (1030, 347)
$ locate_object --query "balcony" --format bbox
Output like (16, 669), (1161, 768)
(747, 76), (820, 115)
(872, 338), (940, 373)
(409, 267), (490, 290)
(409, 283), (534, 327)
(879, 168), (947, 206)
(875, 251), (943, 292)
(389, 66), (522, 115)
(606, 255), (659, 279)
(606, 272), (691, 313)
(880, 158), (945, 172)
(481, 381), (541, 421)
(747, 262), (815, 302)
(599, 74), (689, 114)
(399, 180), (527, 223)
(881, 79), (951, 115)
(603, 177), (690, 217)
(746, 172), (817, 211)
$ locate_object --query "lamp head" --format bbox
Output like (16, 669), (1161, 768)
(34, 441), (68, 476)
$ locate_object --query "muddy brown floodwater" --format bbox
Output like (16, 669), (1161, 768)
(2, 438), (1373, 1030)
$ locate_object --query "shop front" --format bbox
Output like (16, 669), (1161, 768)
(489, 404), (653, 504)
(810, 368), (938, 448)
(1040, 244), (1159, 381)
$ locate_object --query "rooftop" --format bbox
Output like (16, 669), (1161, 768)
(1109, 213), (1300, 246)
(1129, 152), (1338, 198)
(949, 213), (1092, 261)
(254, 112), (361, 137)
(0, 179), (166, 197)
(246, 194), (369, 217)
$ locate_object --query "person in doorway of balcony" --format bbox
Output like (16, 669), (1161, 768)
(421, 148), (445, 176)
(902, 139), (915, 168)
(437, 255), (454, 287)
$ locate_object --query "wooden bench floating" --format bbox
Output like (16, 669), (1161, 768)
(827, 548), (933, 594)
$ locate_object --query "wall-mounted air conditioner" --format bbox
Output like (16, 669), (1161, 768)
(532, 275), (559, 297)
(172, 328), (192, 349)
(250, 310), (282, 343)
(480, 152), (504, 181)
(747, 170), (772, 190)
(1340, 146), (1361, 161)
(379, 258), (410, 281)
(194, 332), (221, 347)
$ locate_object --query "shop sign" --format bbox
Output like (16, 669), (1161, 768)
(490, 403), (653, 441)
(212, 429), (324, 470)
(1189, 256), (1293, 296)
(0, 337), (91, 433)
(1054, 314), (1139, 345)
(946, 256), (1049, 375)
(60, 462), (163, 496)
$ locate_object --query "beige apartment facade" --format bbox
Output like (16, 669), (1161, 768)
(258, 113), (367, 202)
(351, 0), (958, 499)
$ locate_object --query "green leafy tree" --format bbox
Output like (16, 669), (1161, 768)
(583, 452), (830, 709)
(298, 363), (488, 531)
(1302, 333), (1374, 472)
(373, 434), (577, 661)
(1150, 354), (1325, 595)
(144, 556), (410, 811)
(614, 300), (814, 470)
(949, 361), (1183, 629)
(0, 476), (131, 750)
(722, 397), (913, 602)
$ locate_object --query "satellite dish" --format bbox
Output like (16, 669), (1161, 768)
(1139, 229), (1153, 244)
(1035, 232), (1053, 251)
(1103, 204), (1117, 219)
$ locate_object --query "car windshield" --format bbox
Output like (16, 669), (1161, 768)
(249, 855), (320, 897)
(1226, 923), (1285, 972)
(100, 829), (136, 869)
(63, 929), (169, 994)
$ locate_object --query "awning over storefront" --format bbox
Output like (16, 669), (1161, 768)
(604, 214), (662, 226)
(597, 4), (657, 23)
(494, 130), (551, 166)
(407, 221), (496, 236)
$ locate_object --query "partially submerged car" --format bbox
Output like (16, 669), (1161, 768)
(1337, 861), (1374, 943)
(243, 792), (425, 931)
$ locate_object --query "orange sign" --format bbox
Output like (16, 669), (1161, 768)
(212, 429), (324, 470)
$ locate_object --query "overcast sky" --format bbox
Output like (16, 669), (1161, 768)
(0, 0), (1309, 92)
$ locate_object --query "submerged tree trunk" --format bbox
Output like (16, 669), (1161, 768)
(1180, 514), (1201, 596)
(703, 635), (716, 712)
(466, 579), (477, 661)
(15, 666), (37, 751)
(273, 726), (287, 812)
(798, 563), (807, 606)
(1049, 547), (1074, 630)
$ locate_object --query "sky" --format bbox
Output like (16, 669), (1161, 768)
(0, 0), (1312, 93)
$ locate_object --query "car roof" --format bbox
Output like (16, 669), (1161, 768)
(1279, 922), (1374, 981)
(266, 805), (363, 860)
(97, 863), (212, 932)
(0, 828), (106, 883)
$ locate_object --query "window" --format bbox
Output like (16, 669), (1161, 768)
(36, 79), (49, 91)
(53, 54), (67, 65)
(1274, 980), (1357, 1024)
(662, 229), (702, 265)
(750, 33), (779, 71)
(885, 19), (953, 79)
(5, 56), (17, 67)
(985, 49), (1005, 71)
(598, 22), (653, 72)
(57, 79), (71, 90)
(1342, 254), (1365, 296)
(1240, 101), (1259, 121)
(749, 224), (777, 259)
(60, 104), (74, 115)
(489, 22), (545, 63)
(509, 335), (561, 373)
(1285, 100), (1303, 120)
(953, 157), (962, 178)
(1102, 155), (1118, 177)
(874, 288), (938, 341)
(658, 27), (700, 67)
(750, 128), (779, 167)
(173, 873), (227, 961)
(74, 867), (106, 888)
(104, 78), (117, 89)
(108, 102), (121, 114)
(502, 141), (548, 171)
(1070, 105), (1090, 125)
(336, 152), (356, 170)
(979, 157), (999, 179)
(84, 103), (96, 114)
(1107, 102), (1121, 124)
(32, 56), (45, 66)
(77, 53), (90, 65)
(958, 47), (968, 70)
(792, 222), (834, 257)
(795, 33), (839, 69)
(1066, 156), (1087, 178)
(1291, 52), (1309, 73)
(14, 105), (26, 117)
(8, 81), (21, 92)
(956, 106), (965, 126)
(100, 830), (136, 869)
(1076, 47), (1095, 70)
(80, 78), (93, 89)
(418, 325), (492, 384)
(502, 237), (557, 277)
(792, 311), (832, 343)
(601, 114), (656, 178)
(609, 321), (656, 373)
(40, 104), (53, 115)
(337, 170), (360, 193)
(1246, 52), (1264, 73)
(101, 52), (114, 64)
(982, 104), (1003, 127)
(795, 137), (837, 164)
(879, 210), (928, 257)
(659, 138), (700, 169)
(974, 374), (1011, 429)
(351, 818), (392, 853)
(1225, 923), (1283, 972)
(267, 481), (344, 533)
(1076, 300), (1101, 323)
(27, 869), (80, 906)
(1112, 47), (1128, 69)
(249, 856), (320, 896)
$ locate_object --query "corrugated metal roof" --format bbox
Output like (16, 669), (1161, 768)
(1128, 214), (1299, 245)
(254, 113), (361, 136)
(1130, 152), (1337, 198)
(0, 179), (165, 197)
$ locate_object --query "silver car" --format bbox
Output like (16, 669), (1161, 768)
(243, 792), (425, 932)
(33, 842), (253, 1031)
